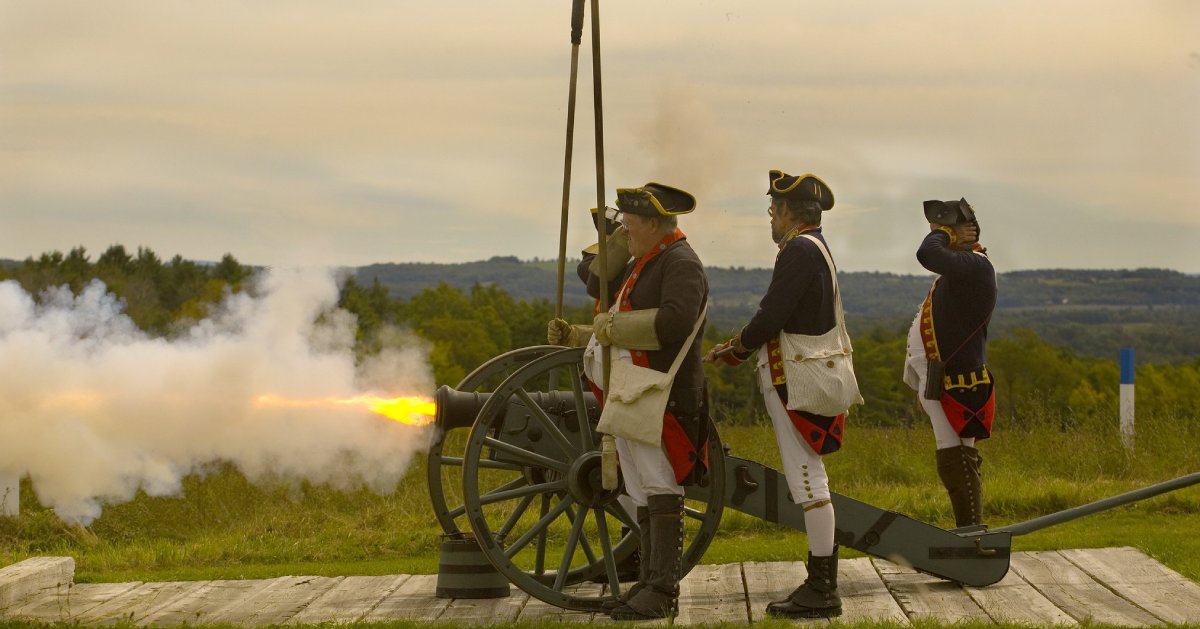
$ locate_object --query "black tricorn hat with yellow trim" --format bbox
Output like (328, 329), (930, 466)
(923, 198), (976, 225)
(767, 170), (834, 211)
(590, 206), (620, 234)
(615, 182), (696, 217)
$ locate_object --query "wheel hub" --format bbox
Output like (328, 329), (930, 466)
(566, 451), (621, 507)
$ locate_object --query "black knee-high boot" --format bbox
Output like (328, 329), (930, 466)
(609, 494), (683, 620)
(936, 445), (983, 528)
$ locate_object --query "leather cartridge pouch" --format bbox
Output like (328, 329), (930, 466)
(923, 359), (945, 401)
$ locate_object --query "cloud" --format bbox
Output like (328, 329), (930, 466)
(1, 1), (1198, 271)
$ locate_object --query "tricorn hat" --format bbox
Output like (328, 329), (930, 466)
(767, 170), (834, 211)
(923, 198), (976, 225)
(615, 182), (696, 217)
(590, 206), (620, 234)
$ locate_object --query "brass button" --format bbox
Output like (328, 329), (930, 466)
(826, 360), (835, 368)
(794, 354), (802, 360)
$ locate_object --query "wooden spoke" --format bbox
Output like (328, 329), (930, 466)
(505, 494), (576, 560)
(569, 365), (595, 451)
(482, 437), (569, 473)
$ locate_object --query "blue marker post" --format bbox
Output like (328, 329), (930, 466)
(1120, 347), (1135, 450)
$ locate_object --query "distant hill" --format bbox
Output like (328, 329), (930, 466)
(7, 254), (1195, 362)
(355, 259), (1200, 363)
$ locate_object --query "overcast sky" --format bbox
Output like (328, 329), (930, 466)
(3, 1), (1199, 276)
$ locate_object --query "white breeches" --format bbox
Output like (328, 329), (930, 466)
(583, 339), (682, 504)
(756, 361), (830, 504)
(904, 311), (975, 450)
(616, 436), (683, 506)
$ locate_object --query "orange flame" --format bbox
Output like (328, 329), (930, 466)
(253, 394), (435, 426)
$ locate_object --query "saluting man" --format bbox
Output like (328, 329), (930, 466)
(548, 182), (710, 621)
(705, 170), (854, 619)
(902, 198), (997, 529)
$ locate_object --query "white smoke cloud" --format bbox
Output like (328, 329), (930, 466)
(0, 267), (434, 524)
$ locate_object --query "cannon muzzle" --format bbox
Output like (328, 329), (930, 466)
(435, 386), (492, 432)
(435, 384), (599, 433)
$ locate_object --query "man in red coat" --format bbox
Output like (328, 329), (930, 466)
(549, 182), (709, 620)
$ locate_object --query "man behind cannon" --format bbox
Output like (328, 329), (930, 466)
(902, 198), (997, 529)
(705, 170), (853, 619)
(547, 182), (710, 620)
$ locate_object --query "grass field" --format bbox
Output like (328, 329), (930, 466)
(2, 416), (1198, 629)
(3, 411), (1197, 587)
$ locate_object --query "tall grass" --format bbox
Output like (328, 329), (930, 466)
(832, 403), (1199, 521)
(1, 413), (1196, 584)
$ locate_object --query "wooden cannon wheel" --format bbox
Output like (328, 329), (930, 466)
(461, 347), (726, 611)
(427, 345), (567, 536)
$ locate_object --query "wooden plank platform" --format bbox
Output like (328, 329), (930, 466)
(136, 578), (274, 627)
(1, 548), (1197, 626)
(0, 556), (74, 611)
(286, 574), (410, 625)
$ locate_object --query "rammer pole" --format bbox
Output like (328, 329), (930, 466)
(554, 0), (586, 319)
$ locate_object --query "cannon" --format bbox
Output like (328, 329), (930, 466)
(424, 346), (1200, 612)
(426, 346), (725, 609)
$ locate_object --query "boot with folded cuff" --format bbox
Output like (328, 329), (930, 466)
(766, 546), (842, 619)
(609, 494), (683, 620)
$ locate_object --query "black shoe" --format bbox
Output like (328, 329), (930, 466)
(601, 583), (643, 611)
(765, 595), (842, 619)
(608, 588), (677, 621)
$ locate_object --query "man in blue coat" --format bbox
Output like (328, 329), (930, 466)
(902, 198), (997, 528)
(706, 170), (850, 619)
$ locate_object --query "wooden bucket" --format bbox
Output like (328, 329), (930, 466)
(435, 534), (510, 599)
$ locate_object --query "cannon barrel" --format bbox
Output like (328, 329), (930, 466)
(435, 384), (599, 432)
(435, 386), (490, 432)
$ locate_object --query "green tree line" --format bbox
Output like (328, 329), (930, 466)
(1, 245), (251, 335)
(5, 246), (1197, 431)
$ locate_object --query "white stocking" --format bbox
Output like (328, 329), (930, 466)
(802, 501), (836, 557)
